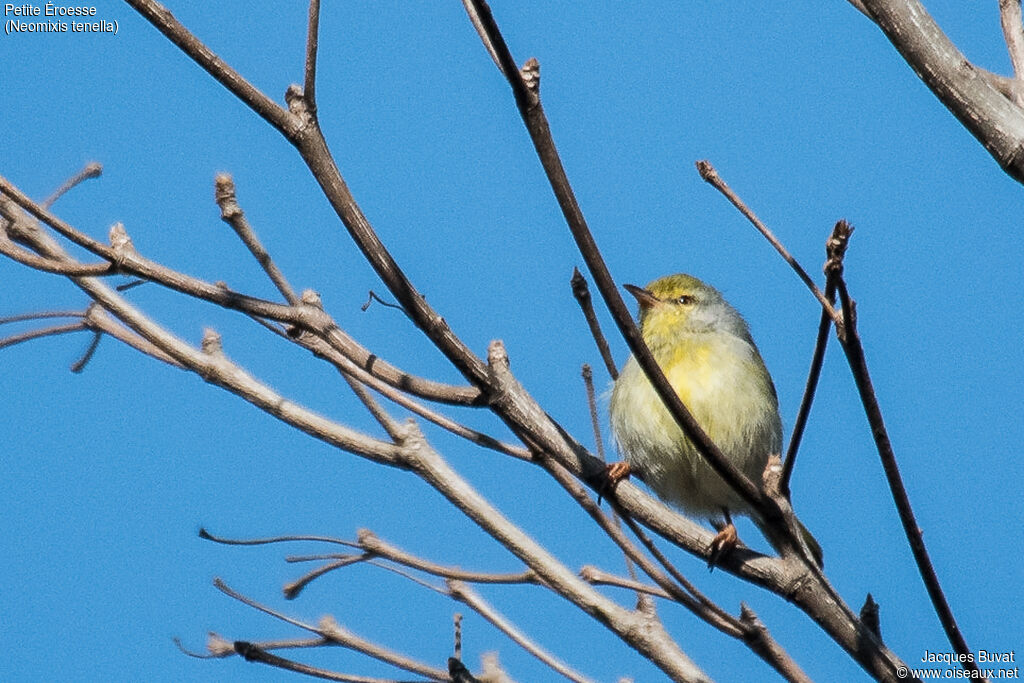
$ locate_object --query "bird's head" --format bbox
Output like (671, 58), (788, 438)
(624, 273), (750, 349)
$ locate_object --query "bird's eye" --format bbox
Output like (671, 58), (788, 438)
(677, 295), (695, 305)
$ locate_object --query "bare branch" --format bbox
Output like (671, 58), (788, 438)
(738, 605), (815, 683)
(340, 371), (405, 442)
(7, 205), (406, 470)
(532, 453), (821, 683)
(857, 0), (1024, 183)
(283, 555), (370, 600)
(304, 0), (321, 116)
(214, 579), (449, 681)
(360, 289), (406, 315)
(571, 268), (617, 380)
(1000, 0), (1024, 107)
(695, 160), (839, 323)
(81, 305), (183, 368)
(214, 174), (299, 305)
(232, 639), (419, 683)
(41, 161), (103, 208)
(70, 331), (102, 373)
(2, 178), (484, 406)
(781, 220), (851, 494)
(0, 321), (87, 351)
(200, 528), (359, 548)
(391, 417), (711, 682)
(0, 230), (113, 276)
(0, 310), (86, 325)
(580, 365), (607, 463)
(357, 530), (536, 584)
(579, 566), (670, 599)
(447, 579), (596, 683)
(833, 267), (976, 671)
(281, 330), (528, 459)
(122, 0), (300, 137)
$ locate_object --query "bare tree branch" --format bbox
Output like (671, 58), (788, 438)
(833, 255), (976, 673)
(41, 161), (103, 208)
(0, 320), (86, 351)
(122, 0), (300, 137)
(2, 175), (484, 406)
(1000, 0), (1024, 107)
(782, 221), (849, 494)
(571, 268), (617, 380)
(447, 579), (596, 683)
(856, 0), (1024, 183)
(214, 174), (299, 305)
(303, 0), (321, 116)
(215, 579), (449, 681)
(695, 160), (839, 322)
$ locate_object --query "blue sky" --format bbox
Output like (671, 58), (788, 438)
(2, 2), (1021, 681)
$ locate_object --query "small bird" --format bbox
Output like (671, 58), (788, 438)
(608, 273), (821, 567)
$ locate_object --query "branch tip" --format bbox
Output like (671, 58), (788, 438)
(201, 328), (223, 355)
(695, 159), (717, 182)
(300, 289), (323, 308)
(108, 222), (134, 252)
(860, 593), (882, 639)
(520, 57), (540, 93)
(206, 632), (236, 658)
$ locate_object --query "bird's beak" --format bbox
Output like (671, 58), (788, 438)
(623, 284), (659, 310)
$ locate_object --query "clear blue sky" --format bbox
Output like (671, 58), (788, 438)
(2, 2), (1021, 681)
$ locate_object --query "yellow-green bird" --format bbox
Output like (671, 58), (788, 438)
(609, 273), (821, 567)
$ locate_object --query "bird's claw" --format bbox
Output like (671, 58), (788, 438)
(707, 522), (738, 570)
(598, 461), (631, 505)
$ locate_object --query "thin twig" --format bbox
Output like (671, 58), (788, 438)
(579, 566), (670, 599)
(0, 322), (86, 350)
(214, 579), (448, 681)
(303, 0), (321, 116)
(447, 579), (596, 683)
(360, 290), (406, 314)
(3, 178), (484, 406)
(115, 278), (148, 292)
(214, 174), (299, 304)
(0, 310), (84, 325)
(81, 304), (183, 367)
(232, 641), (407, 683)
(460, 0), (508, 78)
(200, 528), (359, 548)
(582, 364), (639, 584)
(41, 162), (103, 208)
(283, 555), (370, 599)
(833, 273), (976, 672)
(123, 0), (300, 137)
(341, 371), (405, 442)
(357, 530), (537, 585)
(999, 0), (1024, 107)
(581, 365), (606, 463)
(268, 326), (529, 459)
(613, 507), (739, 629)
(695, 160), (839, 323)
(537, 456), (749, 640)
(178, 634), (327, 660)
(781, 220), (851, 494)
(70, 332), (102, 373)
(0, 235), (114, 276)
(571, 268), (617, 379)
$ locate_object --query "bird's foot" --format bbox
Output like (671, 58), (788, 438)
(707, 522), (738, 570)
(598, 461), (631, 504)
